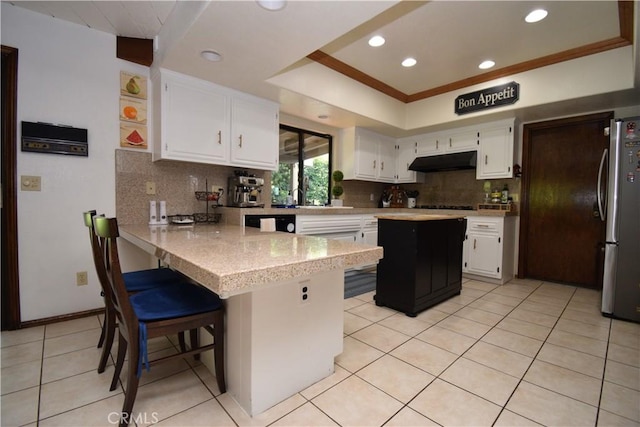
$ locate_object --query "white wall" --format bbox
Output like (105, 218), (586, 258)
(2, 4), (151, 321)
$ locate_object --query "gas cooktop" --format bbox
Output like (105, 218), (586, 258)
(417, 205), (474, 210)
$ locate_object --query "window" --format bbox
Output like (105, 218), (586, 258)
(272, 125), (333, 207)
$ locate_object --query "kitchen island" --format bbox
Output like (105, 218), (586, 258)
(119, 223), (382, 416)
(374, 214), (466, 317)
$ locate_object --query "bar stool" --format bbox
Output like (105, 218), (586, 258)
(93, 216), (225, 427)
(83, 210), (192, 373)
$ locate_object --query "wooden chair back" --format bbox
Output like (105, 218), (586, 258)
(93, 216), (137, 343)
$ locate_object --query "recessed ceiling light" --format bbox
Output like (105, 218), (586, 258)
(200, 50), (222, 62)
(402, 57), (417, 67)
(368, 35), (385, 47)
(256, 0), (287, 11)
(525, 9), (548, 23)
(479, 60), (495, 70)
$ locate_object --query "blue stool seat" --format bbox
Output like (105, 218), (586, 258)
(124, 268), (188, 292)
(130, 283), (223, 375)
(131, 283), (222, 320)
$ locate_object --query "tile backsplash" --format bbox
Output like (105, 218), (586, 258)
(343, 170), (520, 208)
(115, 150), (270, 224)
(115, 149), (519, 223)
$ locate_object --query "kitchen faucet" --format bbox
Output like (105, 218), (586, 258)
(292, 176), (311, 206)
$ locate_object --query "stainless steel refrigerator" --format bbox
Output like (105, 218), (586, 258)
(600, 116), (640, 322)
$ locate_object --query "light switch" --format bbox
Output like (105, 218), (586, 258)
(21, 175), (41, 191)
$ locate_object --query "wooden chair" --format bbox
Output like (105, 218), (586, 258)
(83, 211), (192, 374)
(93, 216), (225, 427)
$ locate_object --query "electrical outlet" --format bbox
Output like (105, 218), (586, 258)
(76, 271), (88, 286)
(300, 281), (310, 303)
(370, 193), (375, 201)
(20, 175), (41, 191)
(145, 181), (156, 195)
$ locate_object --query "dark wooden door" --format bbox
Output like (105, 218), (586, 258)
(520, 112), (612, 288)
(2, 45), (21, 330)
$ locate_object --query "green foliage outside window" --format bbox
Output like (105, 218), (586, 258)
(273, 125), (332, 206)
(304, 157), (329, 205)
(271, 162), (293, 205)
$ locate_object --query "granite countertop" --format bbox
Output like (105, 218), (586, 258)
(375, 214), (467, 221)
(119, 223), (383, 298)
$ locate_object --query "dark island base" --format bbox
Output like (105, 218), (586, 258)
(374, 286), (461, 317)
(374, 217), (466, 318)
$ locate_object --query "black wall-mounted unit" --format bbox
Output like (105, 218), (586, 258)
(21, 121), (88, 157)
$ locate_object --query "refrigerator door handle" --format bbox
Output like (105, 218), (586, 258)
(597, 148), (608, 221)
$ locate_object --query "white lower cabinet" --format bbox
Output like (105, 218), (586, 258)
(295, 215), (361, 242)
(360, 216), (378, 246)
(359, 216), (379, 270)
(463, 216), (516, 284)
(296, 214), (381, 269)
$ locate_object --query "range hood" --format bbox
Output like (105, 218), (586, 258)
(409, 151), (477, 172)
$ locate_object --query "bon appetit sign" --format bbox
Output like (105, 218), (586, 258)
(455, 81), (519, 115)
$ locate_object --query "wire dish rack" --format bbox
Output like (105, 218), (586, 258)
(193, 212), (221, 223)
(168, 213), (221, 224)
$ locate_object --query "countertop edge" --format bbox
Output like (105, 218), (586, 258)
(119, 224), (383, 299)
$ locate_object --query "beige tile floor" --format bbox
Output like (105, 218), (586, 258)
(2, 278), (639, 426)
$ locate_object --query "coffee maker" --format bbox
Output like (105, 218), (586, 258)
(228, 175), (264, 207)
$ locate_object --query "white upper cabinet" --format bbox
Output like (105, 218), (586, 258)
(341, 127), (399, 183)
(476, 119), (515, 179)
(353, 128), (378, 180)
(377, 135), (397, 181)
(230, 96), (279, 170)
(153, 69), (279, 170)
(154, 70), (230, 164)
(409, 118), (515, 180)
(447, 128), (479, 153)
(416, 126), (479, 156)
(396, 139), (421, 183)
(415, 133), (443, 156)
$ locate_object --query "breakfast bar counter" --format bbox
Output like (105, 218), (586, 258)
(119, 223), (381, 298)
(119, 223), (382, 416)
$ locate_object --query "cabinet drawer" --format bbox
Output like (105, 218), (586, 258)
(362, 218), (378, 229)
(466, 217), (502, 233)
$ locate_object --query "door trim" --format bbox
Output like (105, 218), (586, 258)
(518, 111), (613, 282)
(1, 45), (21, 330)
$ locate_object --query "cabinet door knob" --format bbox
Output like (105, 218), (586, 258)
(449, 138), (452, 148)
(239, 134), (243, 147)
(473, 238), (477, 250)
(381, 161), (384, 170)
(373, 160), (376, 169)
(485, 155), (488, 165)
(217, 130), (221, 144)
